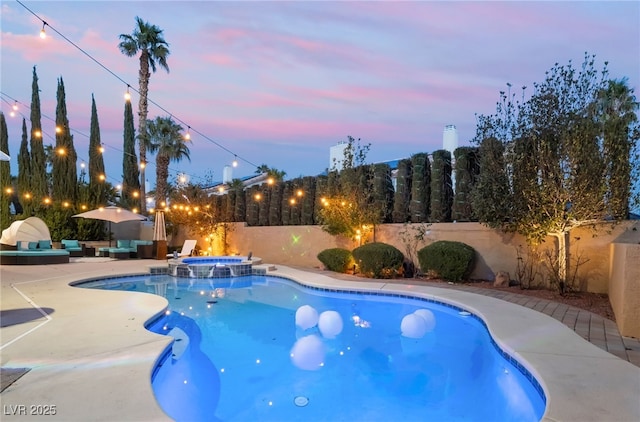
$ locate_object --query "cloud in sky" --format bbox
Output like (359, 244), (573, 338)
(1, 0), (638, 188)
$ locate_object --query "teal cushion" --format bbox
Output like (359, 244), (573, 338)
(62, 239), (80, 248)
(38, 240), (52, 249)
(28, 241), (38, 250)
(116, 240), (130, 249)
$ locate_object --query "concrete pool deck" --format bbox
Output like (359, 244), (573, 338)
(1, 259), (639, 421)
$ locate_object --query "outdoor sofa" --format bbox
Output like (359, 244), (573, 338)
(0, 240), (70, 265)
(98, 239), (153, 259)
(60, 239), (85, 257)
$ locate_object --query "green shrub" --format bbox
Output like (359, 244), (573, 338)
(352, 242), (404, 279)
(417, 240), (475, 282)
(317, 248), (355, 273)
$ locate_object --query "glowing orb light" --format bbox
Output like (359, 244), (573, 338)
(295, 305), (319, 330)
(414, 309), (436, 331)
(318, 310), (343, 338)
(401, 313), (428, 338)
(290, 335), (325, 370)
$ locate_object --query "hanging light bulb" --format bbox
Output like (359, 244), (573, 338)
(98, 145), (105, 153)
(124, 85), (131, 102)
(12, 101), (18, 111)
(232, 155), (238, 167)
(184, 126), (191, 140)
(40, 22), (47, 39)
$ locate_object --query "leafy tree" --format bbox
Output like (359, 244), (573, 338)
(121, 99), (140, 209)
(119, 17), (170, 213)
(145, 116), (190, 207)
(452, 147), (480, 221)
(52, 77), (78, 203)
(430, 149), (453, 222)
(0, 113), (11, 228)
(29, 66), (47, 204)
(17, 118), (31, 216)
(318, 136), (381, 241)
(473, 54), (640, 291)
(392, 158), (412, 223)
(409, 153), (430, 223)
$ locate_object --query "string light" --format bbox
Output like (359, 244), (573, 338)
(124, 85), (131, 102)
(6, 2), (265, 198)
(184, 126), (191, 140)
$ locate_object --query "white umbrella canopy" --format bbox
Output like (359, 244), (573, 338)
(73, 206), (146, 246)
(0, 151), (10, 161)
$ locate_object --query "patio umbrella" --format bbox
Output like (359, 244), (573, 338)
(0, 151), (10, 161)
(73, 206), (146, 246)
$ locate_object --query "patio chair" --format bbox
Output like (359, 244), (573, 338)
(167, 239), (197, 259)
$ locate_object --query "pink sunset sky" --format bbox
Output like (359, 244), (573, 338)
(1, 1), (638, 189)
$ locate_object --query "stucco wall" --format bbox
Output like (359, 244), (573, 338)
(608, 223), (640, 338)
(170, 221), (635, 294)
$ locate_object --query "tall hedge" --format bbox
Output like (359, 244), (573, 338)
(268, 182), (283, 226)
(410, 153), (430, 223)
(452, 146), (479, 221)
(392, 158), (412, 223)
(301, 176), (316, 225)
(371, 163), (394, 223)
(430, 149), (453, 222)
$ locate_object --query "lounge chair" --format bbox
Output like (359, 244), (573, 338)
(167, 239), (197, 259)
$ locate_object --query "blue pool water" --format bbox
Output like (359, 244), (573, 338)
(79, 275), (545, 422)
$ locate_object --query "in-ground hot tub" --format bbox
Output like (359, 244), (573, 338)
(168, 256), (259, 278)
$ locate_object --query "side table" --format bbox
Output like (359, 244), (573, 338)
(84, 246), (96, 257)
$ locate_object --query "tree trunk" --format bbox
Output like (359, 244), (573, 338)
(552, 231), (570, 293)
(138, 52), (150, 214)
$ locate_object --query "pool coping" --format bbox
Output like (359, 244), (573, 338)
(1, 260), (639, 421)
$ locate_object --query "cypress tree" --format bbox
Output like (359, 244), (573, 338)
(452, 147), (480, 221)
(289, 178), (303, 225)
(225, 191), (236, 222)
(29, 66), (47, 203)
(313, 175), (328, 224)
(121, 100), (140, 209)
(430, 149), (453, 222)
(392, 158), (412, 223)
(52, 77), (78, 202)
(233, 183), (246, 222)
(371, 163), (394, 223)
(301, 176), (316, 225)
(0, 113), (11, 228)
(409, 153), (430, 222)
(471, 137), (511, 226)
(268, 182), (283, 226)
(281, 181), (292, 225)
(258, 185), (270, 226)
(88, 94), (107, 205)
(17, 118), (32, 216)
(245, 185), (259, 226)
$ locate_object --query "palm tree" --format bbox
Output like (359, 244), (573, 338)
(146, 117), (190, 208)
(597, 78), (639, 218)
(118, 17), (170, 213)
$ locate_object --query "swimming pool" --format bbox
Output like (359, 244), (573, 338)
(79, 274), (545, 421)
